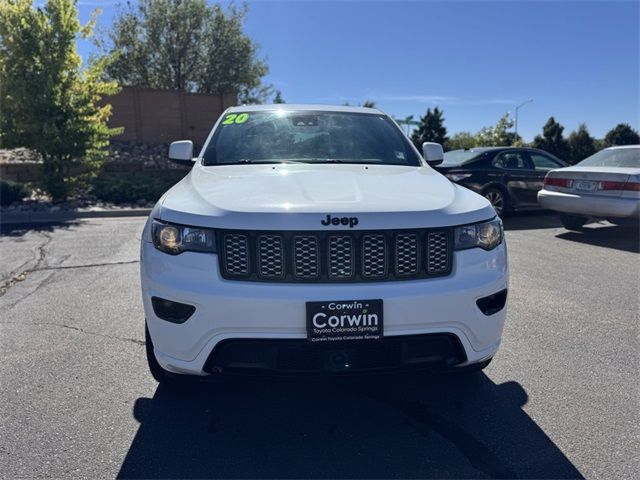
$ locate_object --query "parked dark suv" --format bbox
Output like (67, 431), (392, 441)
(436, 147), (567, 215)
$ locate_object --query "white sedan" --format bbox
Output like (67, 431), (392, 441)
(538, 145), (639, 230)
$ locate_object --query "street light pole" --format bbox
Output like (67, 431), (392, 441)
(514, 99), (533, 141)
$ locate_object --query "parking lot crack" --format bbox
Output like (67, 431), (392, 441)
(0, 232), (52, 297)
(0, 255), (138, 298)
(1, 320), (145, 346)
(33, 259), (139, 272)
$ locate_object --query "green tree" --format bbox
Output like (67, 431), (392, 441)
(594, 138), (608, 151)
(104, 1), (269, 104)
(273, 90), (285, 104)
(0, 0), (121, 200)
(567, 124), (596, 164)
(411, 107), (448, 149)
(445, 131), (476, 151)
(604, 123), (640, 146)
(474, 113), (515, 147)
(532, 117), (570, 160)
(361, 100), (376, 108)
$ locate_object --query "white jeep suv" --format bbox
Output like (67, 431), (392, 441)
(140, 105), (508, 384)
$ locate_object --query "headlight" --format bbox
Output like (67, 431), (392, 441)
(454, 218), (503, 251)
(151, 220), (216, 255)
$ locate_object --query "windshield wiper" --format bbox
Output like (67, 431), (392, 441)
(233, 159), (299, 164)
(309, 158), (345, 164)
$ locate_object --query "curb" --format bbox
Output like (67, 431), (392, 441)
(1, 208), (152, 225)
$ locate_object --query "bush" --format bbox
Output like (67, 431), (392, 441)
(0, 179), (29, 206)
(92, 172), (187, 204)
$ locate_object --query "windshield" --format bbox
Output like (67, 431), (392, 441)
(441, 150), (482, 166)
(578, 147), (640, 167)
(202, 110), (421, 166)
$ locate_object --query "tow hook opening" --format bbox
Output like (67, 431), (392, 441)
(476, 289), (508, 316)
(325, 350), (352, 371)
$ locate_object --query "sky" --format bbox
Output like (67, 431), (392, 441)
(74, 0), (640, 142)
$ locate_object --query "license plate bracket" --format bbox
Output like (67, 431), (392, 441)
(306, 299), (383, 342)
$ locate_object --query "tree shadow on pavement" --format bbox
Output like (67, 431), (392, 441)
(0, 220), (82, 237)
(556, 224), (639, 253)
(118, 373), (583, 479)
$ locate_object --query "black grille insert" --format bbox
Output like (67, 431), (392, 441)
(218, 228), (453, 283)
(204, 334), (466, 374)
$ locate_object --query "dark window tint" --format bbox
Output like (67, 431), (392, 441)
(529, 153), (563, 171)
(492, 151), (531, 170)
(442, 150), (482, 166)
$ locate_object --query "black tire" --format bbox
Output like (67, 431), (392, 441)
(145, 324), (197, 388)
(560, 214), (588, 231)
(483, 188), (508, 217)
(453, 357), (492, 375)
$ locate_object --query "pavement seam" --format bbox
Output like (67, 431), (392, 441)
(0, 320), (145, 346)
(1, 255), (138, 299)
(33, 260), (140, 271)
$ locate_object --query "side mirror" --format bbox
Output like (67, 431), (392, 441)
(168, 140), (195, 166)
(422, 142), (444, 166)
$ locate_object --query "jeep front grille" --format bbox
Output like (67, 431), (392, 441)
(328, 235), (354, 280)
(219, 229), (452, 283)
(293, 236), (320, 280)
(222, 234), (249, 276)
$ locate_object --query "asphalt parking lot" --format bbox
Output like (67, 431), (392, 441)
(0, 214), (638, 479)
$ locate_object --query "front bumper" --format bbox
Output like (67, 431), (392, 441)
(141, 241), (509, 376)
(538, 189), (640, 219)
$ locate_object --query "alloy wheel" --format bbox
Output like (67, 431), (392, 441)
(484, 190), (505, 216)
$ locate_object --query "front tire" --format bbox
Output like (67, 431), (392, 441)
(560, 214), (588, 231)
(483, 188), (508, 217)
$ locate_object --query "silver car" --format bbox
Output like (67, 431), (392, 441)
(538, 145), (639, 230)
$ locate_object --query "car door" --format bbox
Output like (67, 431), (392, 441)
(526, 151), (567, 203)
(492, 150), (539, 206)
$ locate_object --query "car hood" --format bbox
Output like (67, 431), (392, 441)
(158, 163), (495, 230)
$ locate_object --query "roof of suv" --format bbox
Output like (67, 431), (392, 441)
(226, 104), (382, 115)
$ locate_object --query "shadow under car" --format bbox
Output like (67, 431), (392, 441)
(118, 372), (583, 479)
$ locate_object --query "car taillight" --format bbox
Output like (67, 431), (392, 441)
(544, 177), (573, 188)
(600, 181), (640, 191)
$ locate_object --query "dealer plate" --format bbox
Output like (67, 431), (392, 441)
(306, 299), (383, 342)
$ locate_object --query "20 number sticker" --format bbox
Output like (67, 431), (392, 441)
(222, 113), (249, 125)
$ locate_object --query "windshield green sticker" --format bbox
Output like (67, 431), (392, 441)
(222, 113), (249, 125)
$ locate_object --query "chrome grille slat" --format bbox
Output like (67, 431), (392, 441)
(219, 229), (451, 282)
